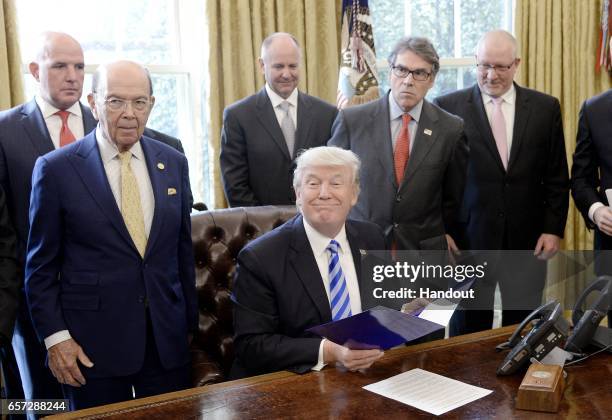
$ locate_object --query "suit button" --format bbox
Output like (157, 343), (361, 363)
(138, 296), (145, 303)
(393, 223), (399, 229)
(498, 212), (505, 217)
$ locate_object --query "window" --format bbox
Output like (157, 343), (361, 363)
(371, 0), (514, 98)
(16, 0), (210, 206)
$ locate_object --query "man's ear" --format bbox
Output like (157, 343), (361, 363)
(29, 62), (40, 82)
(87, 93), (99, 120)
(258, 57), (265, 75)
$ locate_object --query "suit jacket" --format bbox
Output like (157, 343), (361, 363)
(328, 94), (468, 250)
(230, 215), (386, 378)
(434, 84), (569, 250)
(0, 98), (185, 264)
(220, 88), (338, 207)
(25, 132), (197, 378)
(0, 184), (18, 347)
(571, 89), (612, 250)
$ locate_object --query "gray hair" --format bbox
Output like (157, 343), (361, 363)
(475, 30), (518, 59)
(260, 32), (301, 60)
(388, 36), (440, 75)
(91, 64), (154, 96)
(293, 146), (361, 193)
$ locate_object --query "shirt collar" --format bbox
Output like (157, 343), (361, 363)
(95, 126), (145, 165)
(35, 95), (83, 119)
(388, 91), (423, 123)
(265, 83), (298, 109)
(302, 216), (350, 258)
(481, 83), (516, 105)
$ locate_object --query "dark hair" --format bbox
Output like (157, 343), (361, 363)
(387, 37), (440, 75)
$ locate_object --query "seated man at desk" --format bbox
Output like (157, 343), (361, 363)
(231, 146), (389, 378)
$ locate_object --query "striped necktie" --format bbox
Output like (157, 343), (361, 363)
(327, 239), (352, 321)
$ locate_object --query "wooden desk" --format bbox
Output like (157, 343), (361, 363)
(50, 326), (611, 419)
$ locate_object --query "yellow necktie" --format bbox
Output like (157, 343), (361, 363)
(119, 151), (147, 257)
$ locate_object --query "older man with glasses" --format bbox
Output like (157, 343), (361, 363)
(25, 60), (197, 410)
(434, 30), (569, 336)
(329, 36), (468, 254)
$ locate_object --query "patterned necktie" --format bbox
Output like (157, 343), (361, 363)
(56, 110), (76, 147)
(394, 113), (411, 185)
(491, 96), (508, 170)
(327, 240), (352, 321)
(279, 101), (296, 158)
(119, 151), (147, 257)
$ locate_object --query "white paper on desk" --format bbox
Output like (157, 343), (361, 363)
(363, 368), (492, 416)
(417, 299), (458, 327)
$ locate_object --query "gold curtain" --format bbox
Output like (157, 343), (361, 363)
(206, 0), (341, 208)
(515, 0), (612, 306)
(0, 0), (23, 110)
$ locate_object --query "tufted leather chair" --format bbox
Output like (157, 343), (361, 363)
(190, 205), (297, 386)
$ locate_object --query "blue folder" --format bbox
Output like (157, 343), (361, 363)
(306, 306), (444, 350)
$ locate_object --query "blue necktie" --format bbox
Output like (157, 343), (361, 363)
(327, 240), (352, 321)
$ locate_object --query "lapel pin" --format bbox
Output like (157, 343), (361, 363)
(157, 162), (165, 170)
(360, 249), (367, 255)
(424, 129), (433, 136)
(167, 188), (177, 195)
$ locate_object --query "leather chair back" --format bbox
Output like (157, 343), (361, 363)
(190, 205), (297, 386)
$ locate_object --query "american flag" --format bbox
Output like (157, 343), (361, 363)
(337, 0), (380, 109)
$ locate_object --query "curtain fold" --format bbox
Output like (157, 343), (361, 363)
(206, 0), (341, 208)
(0, 0), (24, 110)
(515, 0), (612, 306)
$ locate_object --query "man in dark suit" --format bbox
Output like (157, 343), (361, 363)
(0, 32), (188, 405)
(0, 184), (19, 375)
(220, 32), (338, 207)
(571, 88), (612, 326)
(329, 37), (468, 252)
(231, 146), (395, 378)
(434, 30), (569, 334)
(25, 60), (197, 410)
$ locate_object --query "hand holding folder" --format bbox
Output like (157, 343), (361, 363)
(307, 306), (444, 350)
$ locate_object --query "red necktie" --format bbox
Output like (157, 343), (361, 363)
(394, 113), (411, 185)
(56, 110), (76, 147)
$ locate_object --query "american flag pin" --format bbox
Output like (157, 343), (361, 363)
(424, 129), (432, 136)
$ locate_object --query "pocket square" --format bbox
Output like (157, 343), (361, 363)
(167, 188), (177, 195)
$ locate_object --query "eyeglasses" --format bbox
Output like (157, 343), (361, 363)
(390, 65), (432, 81)
(476, 61), (516, 74)
(102, 97), (151, 112)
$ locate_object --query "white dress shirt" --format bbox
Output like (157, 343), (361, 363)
(481, 84), (516, 155)
(265, 83), (298, 129)
(302, 218), (362, 370)
(35, 95), (85, 149)
(44, 128), (156, 349)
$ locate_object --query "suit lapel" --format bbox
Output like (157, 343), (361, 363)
(255, 88), (291, 160)
(140, 137), (167, 258)
(20, 100), (54, 156)
(345, 222), (363, 290)
(68, 132), (136, 252)
(402, 101), (439, 185)
(295, 92), (313, 154)
(371, 96), (397, 189)
(508, 84), (530, 170)
(288, 215), (332, 322)
(470, 85), (507, 172)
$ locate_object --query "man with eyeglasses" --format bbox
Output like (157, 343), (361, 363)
(25, 60), (197, 410)
(329, 36), (468, 253)
(0, 32), (189, 410)
(434, 30), (569, 335)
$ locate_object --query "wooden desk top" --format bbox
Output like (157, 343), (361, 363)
(50, 326), (611, 419)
